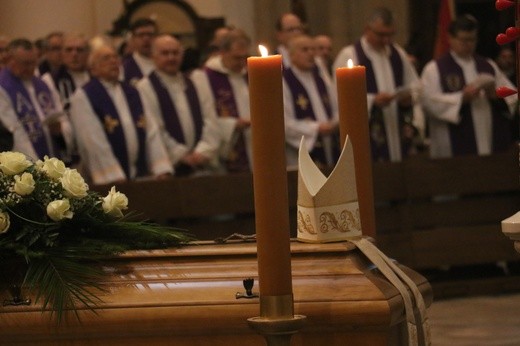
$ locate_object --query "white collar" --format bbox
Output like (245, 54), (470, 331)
(133, 51), (152, 65)
(205, 54), (246, 76)
(155, 70), (185, 88)
(450, 51), (474, 65)
(361, 36), (391, 57)
(99, 78), (119, 89)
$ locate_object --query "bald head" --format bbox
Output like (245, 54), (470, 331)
(287, 35), (315, 71)
(88, 43), (120, 82)
(152, 34), (184, 76)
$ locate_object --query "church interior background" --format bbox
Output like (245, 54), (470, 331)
(0, 0), (519, 344)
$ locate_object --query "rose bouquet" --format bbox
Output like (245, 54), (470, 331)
(0, 152), (190, 321)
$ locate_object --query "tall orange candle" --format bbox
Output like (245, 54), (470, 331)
(247, 46), (292, 297)
(336, 60), (376, 238)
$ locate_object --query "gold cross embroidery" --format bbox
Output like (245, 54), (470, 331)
(296, 94), (309, 111)
(104, 115), (120, 134)
(136, 115), (146, 129)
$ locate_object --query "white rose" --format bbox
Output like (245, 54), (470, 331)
(102, 186), (128, 217)
(0, 152), (32, 175)
(47, 199), (73, 221)
(34, 159), (44, 169)
(60, 169), (88, 198)
(13, 172), (35, 196)
(0, 211), (10, 234)
(41, 156), (66, 179)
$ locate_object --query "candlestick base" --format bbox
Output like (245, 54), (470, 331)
(248, 314), (306, 346)
(247, 294), (306, 346)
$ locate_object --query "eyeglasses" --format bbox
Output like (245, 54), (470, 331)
(134, 32), (157, 38)
(64, 46), (86, 53)
(49, 45), (62, 52)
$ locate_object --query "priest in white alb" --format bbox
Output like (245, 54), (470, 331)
(332, 7), (422, 162)
(136, 34), (221, 176)
(283, 34), (339, 169)
(191, 28), (252, 172)
(421, 15), (516, 158)
(69, 40), (172, 184)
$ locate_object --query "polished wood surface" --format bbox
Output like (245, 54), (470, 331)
(0, 241), (431, 345)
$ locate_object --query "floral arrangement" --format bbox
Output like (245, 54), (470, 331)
(0, 152), (190, 321)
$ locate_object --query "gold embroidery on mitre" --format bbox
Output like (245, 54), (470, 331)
(104, 115), (120, 134)
(340, 208), (361, 232)
(297, 210), (316, 234)
(319, 209), (361, 234)
(136, 115), (146, 129)
(296, 94), (309, 111)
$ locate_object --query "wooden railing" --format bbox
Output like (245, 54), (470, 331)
(92, 148), (520, 270)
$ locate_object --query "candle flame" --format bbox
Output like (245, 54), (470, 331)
(347, 59), (354, 68)
(259, 45), (269, 57)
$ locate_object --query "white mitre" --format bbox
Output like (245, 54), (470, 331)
(297, 136), (362, 243)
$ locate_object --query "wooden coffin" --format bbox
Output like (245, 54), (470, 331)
(0, 240), (432, 345)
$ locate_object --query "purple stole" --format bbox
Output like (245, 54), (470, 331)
(204, 67), (249, 171)
(354, 41), (413, 161)
(436, 53), (512, 155)
(283, 67), (332, 120)
(148, 72), (203, 145)
(52, 66), (75, 110)
(82, 78), (148, 178)
(122, 55), (143, 85)
(0, 68), (56, 158)
(204, 68), (241, 118)
(283, 66), (338, 166)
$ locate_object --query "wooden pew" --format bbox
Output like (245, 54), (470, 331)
(375, 151), (520, 270)
(91, 149), (520, 273)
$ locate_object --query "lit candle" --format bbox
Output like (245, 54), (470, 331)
(247, 46), (293, 297)
(336, 59), (376, 238)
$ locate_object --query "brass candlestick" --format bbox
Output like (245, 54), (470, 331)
(248, 294), (306, 346)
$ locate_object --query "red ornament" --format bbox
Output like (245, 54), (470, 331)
(495, 0), (515, 10)
(496, 86), (518, 98)
(496, 33), (515, 45)
(506, 26), (520, 39)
